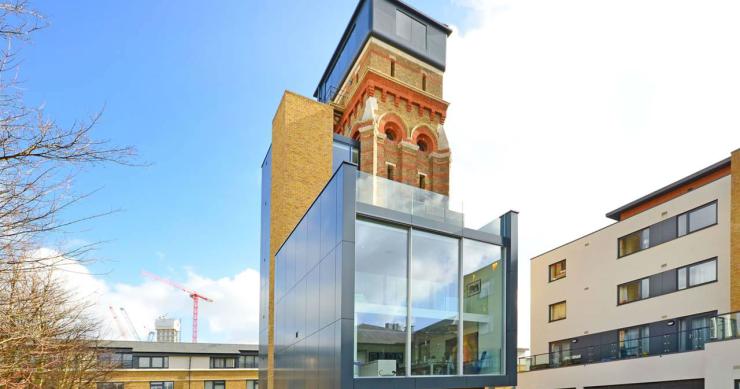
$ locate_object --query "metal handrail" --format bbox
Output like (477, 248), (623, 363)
(519, 311), (739, 372)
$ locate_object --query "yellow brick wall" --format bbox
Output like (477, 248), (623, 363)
(267, 91), (334, 388)
(731, 148), (740, 312)
(106, 369), (258, 389)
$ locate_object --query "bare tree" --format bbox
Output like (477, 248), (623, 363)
(0, 0), (135, 274)
(0, 1), (137, 387)
(0, 264), (115, 388)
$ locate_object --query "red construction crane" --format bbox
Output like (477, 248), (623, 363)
(141, 270), (214, 343)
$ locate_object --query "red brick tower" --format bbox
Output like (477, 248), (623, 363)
(331, 38), (451, 195)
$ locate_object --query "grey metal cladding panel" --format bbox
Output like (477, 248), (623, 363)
(295, 220), (307, 284)
(353, 378), (414, 389)
(340, 164), (357, 244)
(339, 319), (354, 389)
(334, 321), (342, 389)
(287, 236), (295, 295)
(461, 228), (503, 246)
(306, 332), (319, 389)
(319, 323), (336, 389)
(296, 278), (307, 342)
(371, 0), (446, 67)
(320, 250), (337, 329)
(339, 241), (355, 320)
(306, 266), (320, 338)
(306, 205), (321, 273)
(649, 217), (677, 246)
(662, 269), (678, 293)
(335, 248), (342, 322)
(502, 211), (518, 384)
(321, 177), (338, 260)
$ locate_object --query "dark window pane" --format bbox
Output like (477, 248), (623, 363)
(549, 302), (566, 321)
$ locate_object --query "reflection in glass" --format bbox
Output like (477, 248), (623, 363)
(411, 230), (459, 376)
(355, 220), (407, 377)
(462, 239), (503, 375)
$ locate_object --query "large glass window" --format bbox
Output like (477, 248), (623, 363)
(678, 259), (717, 289)
(247, 381), (259, 389)
(618, 228), (649, 257)
(462, 239), (503, 375)
(150, 383), (173, 389)
(548, 259), (566, 282)
(619, 325), (649, 358)
(549, 301), (566, 322)
(687, 202), (717, 233)
(618, 278), (650, 305)
(411, 230), (459, 376)
(355, 220), (408, 377)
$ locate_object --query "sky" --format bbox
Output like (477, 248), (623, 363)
(22, 0), (740, 348)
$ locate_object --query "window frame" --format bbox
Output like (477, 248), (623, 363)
(97, 383), (124, 389)
(617, 200), (718, 259)
(677, 257), (718, 290)
(136, 356), (168, 369)
(205, 381), (226, 389)
(681, 201), (718, 235)
(149, 382), (174, 389)
(210, 356), (238, 369)
(617, 277), (650, 305)
(548, 259), (567, 282)
(548, 301), (567, 323)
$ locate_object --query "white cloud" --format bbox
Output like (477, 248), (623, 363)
(45, 250), (259, 344)
(444, 0), (740, 349)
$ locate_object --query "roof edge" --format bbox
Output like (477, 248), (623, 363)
(605, 156), (731, 221)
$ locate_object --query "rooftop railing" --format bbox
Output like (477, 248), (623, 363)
(355, 171), (501, 236)
(518, 311), (739, 373)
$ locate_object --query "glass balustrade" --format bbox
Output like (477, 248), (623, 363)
(518, 311), (740, 372)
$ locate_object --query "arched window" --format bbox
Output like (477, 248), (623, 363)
(417, 139), (428, 152)
(384, 122), (401, 143)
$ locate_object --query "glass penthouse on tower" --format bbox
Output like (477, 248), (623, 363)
(258, 1), (518, 388)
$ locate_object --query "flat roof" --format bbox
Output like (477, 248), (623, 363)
(99, 340), (257, 354)
(605, 157), (731, 221)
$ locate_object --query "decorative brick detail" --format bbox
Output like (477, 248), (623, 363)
(731, 149), (740, 311)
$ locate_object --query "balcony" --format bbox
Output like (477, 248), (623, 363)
(355, 171), (501, 236)
(518, 311), (740, 372)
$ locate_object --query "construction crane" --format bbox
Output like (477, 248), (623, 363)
(141, 270), (214, 343)
(108, 305), (129, 339)
(119, 307), (141, 341)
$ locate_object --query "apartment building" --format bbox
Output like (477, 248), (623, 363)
(257, 1), (519, 388)
(518, 149), (740, 389)
(97, 341), (258, 389)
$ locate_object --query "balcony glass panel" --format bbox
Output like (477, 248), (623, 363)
(462, 239), (503, 375)
(411, 230), (459, 376)
(355, 220), (408, 377)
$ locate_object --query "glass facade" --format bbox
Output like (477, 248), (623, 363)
(410, 230), (459, 376)
(355, 220), (408, 377)
(354, 219), (506, 378)
(462, 239), (503, 375)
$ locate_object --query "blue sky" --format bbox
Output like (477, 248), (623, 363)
(24, 0), (476, 342)
(29, 0), (740, 345)
(24, 1), (464, 280)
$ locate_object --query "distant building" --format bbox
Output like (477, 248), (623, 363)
(155, 317), (181, 343)
(97, 341), (258, 389)
(518, 149), (740, 389)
